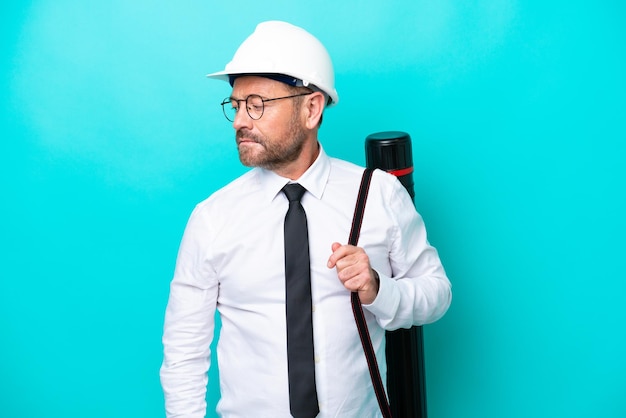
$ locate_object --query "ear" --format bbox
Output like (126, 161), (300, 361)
(303, 92), (326, 129)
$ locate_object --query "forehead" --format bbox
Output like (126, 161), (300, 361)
(231, 76), (291, 98)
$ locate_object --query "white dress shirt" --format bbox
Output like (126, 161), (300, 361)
(160, 146), (451, 417)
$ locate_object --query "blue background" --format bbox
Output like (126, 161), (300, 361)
(2, 1), (624, 417)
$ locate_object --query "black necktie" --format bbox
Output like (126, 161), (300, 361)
(282, 183), (319, 418)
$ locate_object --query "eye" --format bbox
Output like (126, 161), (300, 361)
(248, 95), (263, 105)
(246, 95), (264, 115)
(250, 103), (263, 112)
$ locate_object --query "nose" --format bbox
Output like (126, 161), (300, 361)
(232, 104), (252, 130)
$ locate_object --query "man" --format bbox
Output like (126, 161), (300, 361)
(160, 21), (451, 418)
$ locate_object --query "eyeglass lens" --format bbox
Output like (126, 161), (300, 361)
(222, 95), (264, 122)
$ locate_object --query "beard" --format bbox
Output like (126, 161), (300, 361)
(235, 110), (307, 171)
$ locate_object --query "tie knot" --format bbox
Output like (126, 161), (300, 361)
(282, 183), (306, 202)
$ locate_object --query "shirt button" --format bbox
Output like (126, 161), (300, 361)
(312, 304), (316, 312)
(315, 355), (320, 363)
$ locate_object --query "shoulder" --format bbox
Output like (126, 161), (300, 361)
(328, 157), (399, 189)
(327, 157), (367, 179)
(324, 157), (402, 198)
(194, 168), (260, 213)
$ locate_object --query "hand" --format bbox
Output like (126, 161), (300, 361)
(327, 242), (380, 305)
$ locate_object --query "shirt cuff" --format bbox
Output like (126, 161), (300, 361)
(362, 271), (400, 325)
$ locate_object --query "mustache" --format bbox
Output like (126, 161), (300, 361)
(236, 129), (263, 144)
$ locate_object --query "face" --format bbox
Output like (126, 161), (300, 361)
(230, 76), (308, 171)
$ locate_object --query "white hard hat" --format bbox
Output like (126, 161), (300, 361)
(207, 21), (339, 106)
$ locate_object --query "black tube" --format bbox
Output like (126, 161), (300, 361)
(365, 131), (427, 418)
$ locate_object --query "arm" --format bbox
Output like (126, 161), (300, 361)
(328, 175), (451, 329)
(160, 207), (219, 418)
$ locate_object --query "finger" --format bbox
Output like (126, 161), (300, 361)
(336, 250), (367, 271)
(342, 272), (372, 292)
(327, 242), (346, 268)
(336, 262), (367, 283)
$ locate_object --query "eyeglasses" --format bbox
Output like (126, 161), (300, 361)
(220, 92), (313, 122)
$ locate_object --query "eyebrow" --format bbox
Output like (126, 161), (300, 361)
(228, 93), (274, 102)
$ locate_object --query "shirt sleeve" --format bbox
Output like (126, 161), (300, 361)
(363, 175), (452, 329)
(160, 205), (219, 418)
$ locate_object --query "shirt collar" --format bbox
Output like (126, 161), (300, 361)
(258, 143), (331, 202)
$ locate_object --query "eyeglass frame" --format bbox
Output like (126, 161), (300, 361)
(220, 92), (314, 122)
